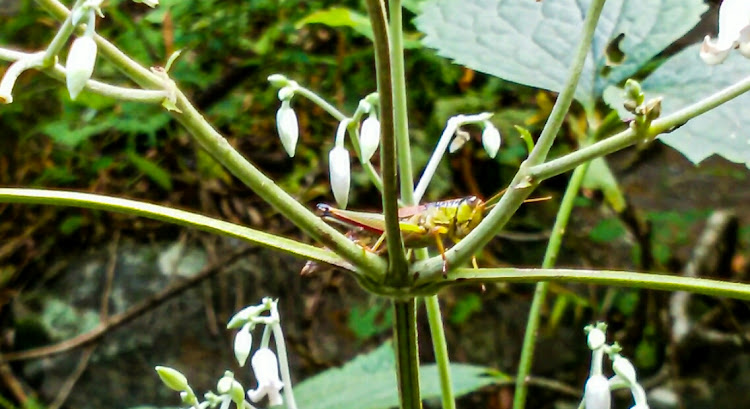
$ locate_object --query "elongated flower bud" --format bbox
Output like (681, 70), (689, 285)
(155, 366), (190, 392)
(329, 146), (351, 209)
(481, 121), (501, 158)
(66, 36), (98, 100)
(276, 100), (299, 157)
(234, 324), (253, 367)
(359, 114), (380, 161)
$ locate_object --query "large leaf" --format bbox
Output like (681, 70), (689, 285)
(638, 44), (750, 167)
(415, 0), (707, 110)
(291, 341), (500, 409)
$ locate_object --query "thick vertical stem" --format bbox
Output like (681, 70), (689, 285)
(393, 299), (422, 409)
(364, 0), (408, 283)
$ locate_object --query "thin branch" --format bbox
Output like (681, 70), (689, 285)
(0, 246), (255, 362)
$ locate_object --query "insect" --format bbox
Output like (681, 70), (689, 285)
(317, 195), (499, 276)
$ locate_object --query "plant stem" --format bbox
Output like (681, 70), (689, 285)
(415, 267), (750, 301)
(0, 188), (354, 271)
(512, 161), (591, 409)
(424, 296), (455, 409)
(365, 0), (408, 283)
(408, 0), (605, 280)
(530, 68), (750, 181)
(41, 0), (83, 66)
(33, 0), (385, 278)
(393, 299), (421, 409)
(388, 0), (415, 204)
(525, 0), (606, 167)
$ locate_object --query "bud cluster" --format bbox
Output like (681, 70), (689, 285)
(156, 298), (290, 409)
(582, 322), (650, 409)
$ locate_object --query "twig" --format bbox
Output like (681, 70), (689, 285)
(0, 245), (256, 362)
(48, 345), (96, 409)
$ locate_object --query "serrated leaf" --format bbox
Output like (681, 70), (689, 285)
(416, 0), (707, 110)
(291, 340), (498, 409)
(127, 152), (173, 191)
(638, 43), (750, 167)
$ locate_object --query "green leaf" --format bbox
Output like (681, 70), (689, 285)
(41, 120), (112, 148)
(292, 341), (497, 409)
(415, 0), (707, 110)
(127, 152), (174, 191)
(639, 44), (750, 168)
(297, 7), (374, 40)
(581, 157), (626, 212)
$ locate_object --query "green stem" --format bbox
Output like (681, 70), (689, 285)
(364, 0), (408, 283)
(525, 0), (606, 167)
(393, 299), (421, 409)
(512, 161), (591, 409)
(415, 267), (750, 301)
(408, 0), (603, 280)
(40, 0), (83, 66)
(530, 68), (750, 181)
(388, 0), (415, 204)
(0, 188), (352, 270)
(271, 323), (298, 409)
(33, 0), (385, 278)
(424, 296), (455, 409)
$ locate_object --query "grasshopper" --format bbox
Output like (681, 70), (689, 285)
(316, 191), (550, 276)
(317, 195), (496, 276)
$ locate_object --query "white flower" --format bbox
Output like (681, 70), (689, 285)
(329, 146), (351, 209)
(584, 375), (611, 409)
(700, 0), (750, 64)
(359, 114), (380, 162)
(586, 327), (606, 350)
(481, 121), (501, 158)
(247, 348), (284, 406)
(233, 324), (253, 367)
(276, 99), (299, 157)
(612, 355), (638, 386)
(66, 36), (98, 100)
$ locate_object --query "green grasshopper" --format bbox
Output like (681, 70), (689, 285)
(317, 194), (502, 276)
(316, 191), (551, 276)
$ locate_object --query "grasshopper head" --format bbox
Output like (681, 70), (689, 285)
(453, 196), (483, 238)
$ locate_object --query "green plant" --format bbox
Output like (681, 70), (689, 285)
(3, 1), (750, 409)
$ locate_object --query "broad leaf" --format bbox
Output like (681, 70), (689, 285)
(639, 44), (750, 168)
(415, 0), (707, 110)
(291, 341), (500, 409)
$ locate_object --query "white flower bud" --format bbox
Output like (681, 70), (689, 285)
(155, 366), (189, 391)
(267, 74), (289, 87)
(276, 100), (299, 157)
(66, 36), (98, 100)
(612, 355), (637, 386)
(584, 375), (611, 409)
(481, 121), (501, 158)
(217, 373), (234, 394)
(359, 114), (380, 162)
(248, 348), (284, 406)
(133, 0), (159, 7)
(234, 324), (253, 367)
(587, 327), (606, 350)
(329, 146), (351, 209)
